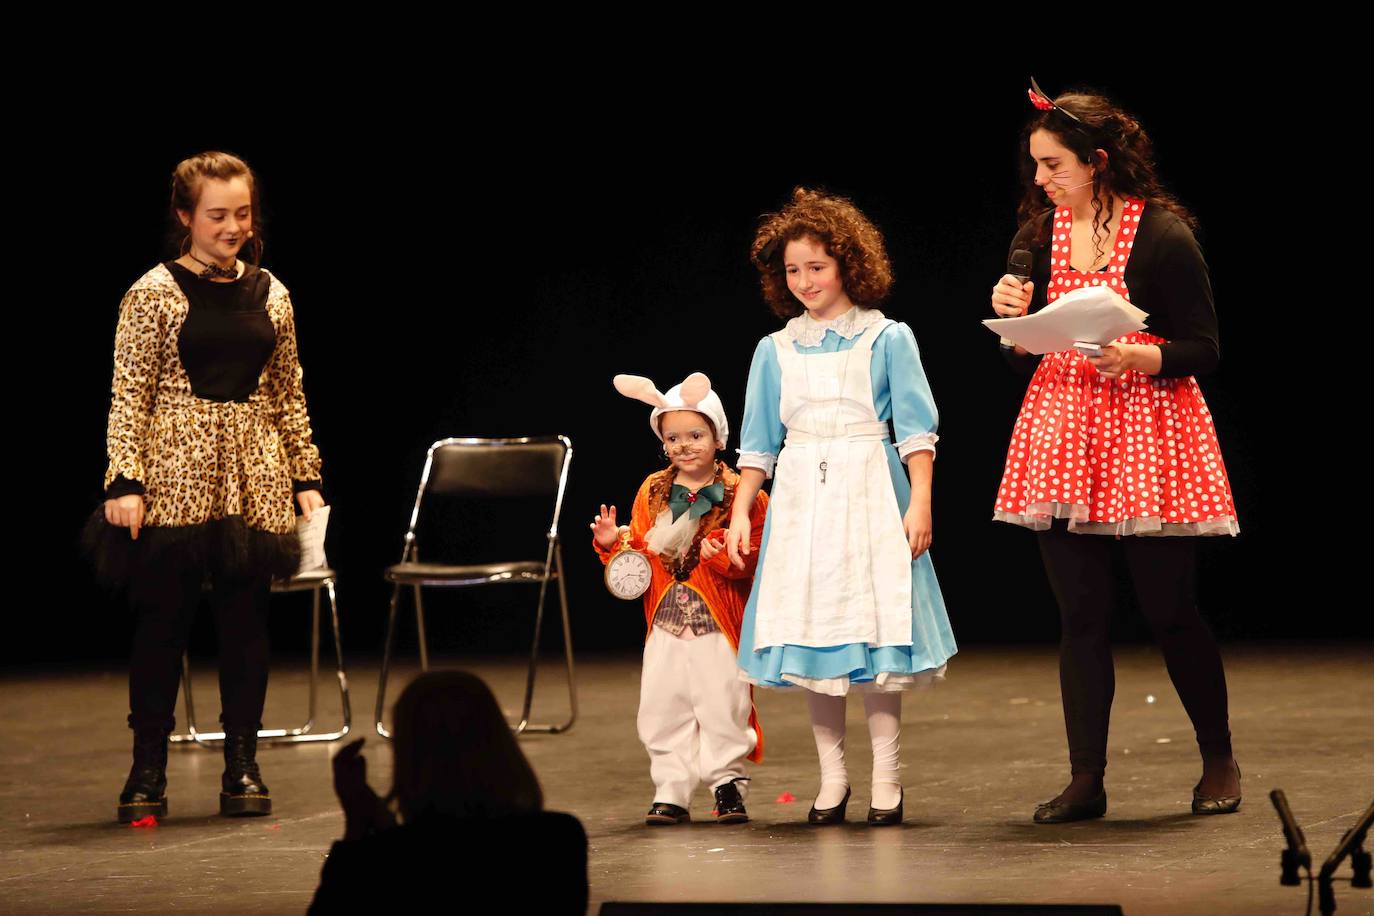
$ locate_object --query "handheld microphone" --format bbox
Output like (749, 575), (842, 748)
(999, 249), (1034, 348)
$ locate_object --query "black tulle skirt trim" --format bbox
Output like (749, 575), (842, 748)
(82, 510), (300, 590)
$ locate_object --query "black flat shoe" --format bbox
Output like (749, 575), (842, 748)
(645, 802), (690, 825)
(1033, 790), (1107, 824)
(712, 779), (749, 824)
(117, 729), (169, 824)
(220, 732), (272, 817)
(867, 788), (903, 826)
(808, 786), (851, 825)
(1192, 763), (1242, 815)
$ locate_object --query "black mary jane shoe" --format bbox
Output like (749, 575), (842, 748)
(117, 730), (169, 824)
(807, 786), (851, 825)
(645, 802), (691, 826)
(1033, 790), (1107, 824)
(1192, 763), (1242, 815)
(867, 788), (904, 827)
(220, 732), (272, 817)
(712, 779), (749, 824)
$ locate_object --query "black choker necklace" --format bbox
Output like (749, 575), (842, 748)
(187, 252), (239, 280)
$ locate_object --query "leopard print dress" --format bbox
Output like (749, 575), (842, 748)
(86, 263), (323, 586)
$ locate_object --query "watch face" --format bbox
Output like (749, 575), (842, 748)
(606, 550), (652, 600)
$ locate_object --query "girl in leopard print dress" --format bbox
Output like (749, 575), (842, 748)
(87, 151), (325, 823)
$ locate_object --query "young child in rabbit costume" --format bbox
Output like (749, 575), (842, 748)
(592, 372), (767, 825)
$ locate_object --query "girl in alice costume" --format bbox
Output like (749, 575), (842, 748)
(725, 188), (956, 826)
(592, 373), (767, 826)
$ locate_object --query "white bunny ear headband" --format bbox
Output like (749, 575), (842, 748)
(613, 372), (730, 447)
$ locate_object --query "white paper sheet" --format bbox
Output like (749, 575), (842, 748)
(295, 505), (330, 575)
(983, 285), (1149, 355)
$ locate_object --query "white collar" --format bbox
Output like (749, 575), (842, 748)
(784, 306), (886, 348)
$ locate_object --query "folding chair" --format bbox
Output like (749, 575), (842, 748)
(374, 436), (577, 738)
(171, 568), (352, 746)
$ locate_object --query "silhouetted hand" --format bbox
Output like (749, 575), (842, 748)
(332, 738), (396, 840)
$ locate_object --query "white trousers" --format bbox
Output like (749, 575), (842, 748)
(638, 627), (756, 808)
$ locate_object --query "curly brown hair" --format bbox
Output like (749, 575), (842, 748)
(751, 187), (894, 320)
(1017, 89), (1197, 260)
(169, 150), (265, 268)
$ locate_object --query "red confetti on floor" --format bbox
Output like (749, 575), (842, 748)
(266, 824), (281, 831)
(775, 792), (796, 804)
(129, 816), (158, 828)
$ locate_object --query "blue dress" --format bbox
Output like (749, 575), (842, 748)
(736, 314), (957, 692)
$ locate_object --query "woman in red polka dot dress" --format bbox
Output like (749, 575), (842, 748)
(989, 83), (1241, 824)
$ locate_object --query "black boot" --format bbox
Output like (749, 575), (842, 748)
(220, 731), (272, 816)
(118, 729), (169, 824)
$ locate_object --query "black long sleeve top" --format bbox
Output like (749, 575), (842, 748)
(1000, 204), (1219, 379)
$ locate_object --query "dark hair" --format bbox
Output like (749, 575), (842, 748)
(389, 671), (544, 822)
(751, 187), (894, 320)
(169, 150), (264, 267)
(1018, 90), (1197, 259)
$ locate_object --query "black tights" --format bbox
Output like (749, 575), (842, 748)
(127, 564), (272, 735)
(1037, 522), (1232, 776)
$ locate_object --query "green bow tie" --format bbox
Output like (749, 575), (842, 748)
(668, 482), (724, 522)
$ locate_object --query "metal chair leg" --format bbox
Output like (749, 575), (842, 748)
(515, 538), (577, 735)
(414, 585), (430, 672)
(375, 581), (404, 738)
(325, 579), (352, 739)
(553, 543), (578, 731)
(304, 585), (320, 734)
(170, 652), (202, 744)
(514, 539), (554, 734)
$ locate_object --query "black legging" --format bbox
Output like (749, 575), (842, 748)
(1036, 520), (1232, 776)
(127, 563), (272, 735)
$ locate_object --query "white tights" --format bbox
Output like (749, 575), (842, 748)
(807, 691), (903, 810)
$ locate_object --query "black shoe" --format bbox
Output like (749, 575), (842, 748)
(117, 729), (169, 824)
(808, 786), (851, 825)
(867, 787), (903, 826)
(713, 779), (749, 824)
(1192, 762), (1242, 815)
(1033, 790), (1107, 824)
(220, 731), (272, 817)
(645, 802), (690, 825)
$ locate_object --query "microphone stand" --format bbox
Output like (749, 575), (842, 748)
(1272, 790), (1374, 916)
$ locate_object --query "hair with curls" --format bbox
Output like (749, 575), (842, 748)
(1018, 90), (1197, 263)
(388, 671), (544, 823)
(169, 150), (264, 267)
(751, 187), (894, 320)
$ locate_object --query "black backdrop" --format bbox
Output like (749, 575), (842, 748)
(15, 68), (1349, 667)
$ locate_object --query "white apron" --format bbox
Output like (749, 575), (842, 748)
(752, 319), (914, 650)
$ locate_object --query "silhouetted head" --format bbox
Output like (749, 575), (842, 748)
(390, 671), (544, 822)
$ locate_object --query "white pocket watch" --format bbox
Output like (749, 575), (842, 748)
(604, 525), (653, 600)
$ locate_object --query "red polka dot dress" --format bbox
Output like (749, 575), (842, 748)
(993, 199), (1239, 536)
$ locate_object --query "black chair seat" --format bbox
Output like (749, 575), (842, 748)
(273, 567), (338, 591)
(385, 560), (554, 586)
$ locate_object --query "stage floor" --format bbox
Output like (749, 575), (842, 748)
(2, 644), (1371, 914)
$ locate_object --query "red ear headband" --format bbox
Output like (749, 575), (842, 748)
(1028, 77), (1085, 125)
